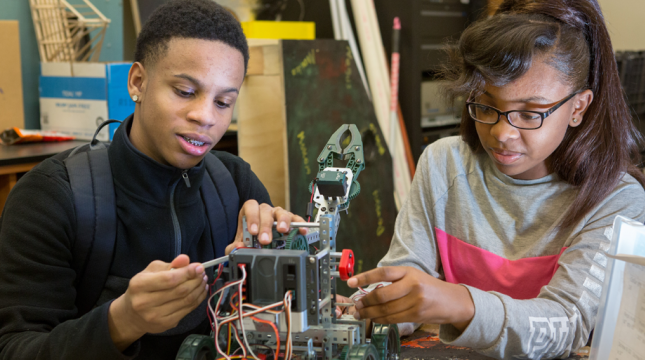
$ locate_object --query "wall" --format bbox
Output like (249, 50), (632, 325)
(0, 0), (124, 129)
(598, 0), (645, 51)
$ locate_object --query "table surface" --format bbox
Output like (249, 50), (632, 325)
(0, 141), (87, 167)
(400, 325), (590, 360)
(0, 124), (239, 168)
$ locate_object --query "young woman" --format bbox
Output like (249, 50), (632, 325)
(343, 0), (645, 358)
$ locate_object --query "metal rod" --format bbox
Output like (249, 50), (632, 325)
(273, 221), (320, 228)
(335, 303), (355, 307)
(202, 255), (229, 269)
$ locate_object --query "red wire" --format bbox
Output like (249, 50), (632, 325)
(250, 316), (279, 360)
(307, 181), (316, 222)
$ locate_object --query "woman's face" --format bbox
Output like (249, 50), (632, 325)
(474, 60), (593, 180)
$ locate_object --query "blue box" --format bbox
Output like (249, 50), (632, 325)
(39, 62), (134, 141)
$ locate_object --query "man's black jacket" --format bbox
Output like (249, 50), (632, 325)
(0, 117), (271, 359)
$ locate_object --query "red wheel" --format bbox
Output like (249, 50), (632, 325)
(339, 249), (355, 281)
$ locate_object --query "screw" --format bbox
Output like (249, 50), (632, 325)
(355, 146), (360, 150)
(357, 159), (362, 164)
(320, 157), (324, 161)
(330, 207), (335, 212)
(349, 253), (353, 258)
(327, 145), (332, 150)
(309, 257), (315, 264)
(321, 207), (326, 212)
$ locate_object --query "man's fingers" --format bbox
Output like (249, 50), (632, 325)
(132, 264), (203, 293)
(292, 214), (308, 235)
(347, 267), (407, 288)
(242, 200), (260, 236)
(144, 279), (208, 332)
(258, 204), (275, 245)
(130, 271), (207, 310)
(355, 296), (414, 321)
(225, 241), (245, 255)
(274, 207), (293, 233)
(169, 255), (191, 270)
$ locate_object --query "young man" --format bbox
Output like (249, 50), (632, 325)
(0, 1), (300, 358)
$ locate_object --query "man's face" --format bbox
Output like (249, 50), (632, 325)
(128, 38), (245, 169)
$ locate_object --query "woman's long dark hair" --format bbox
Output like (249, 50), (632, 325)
(442, 0), (645, 232)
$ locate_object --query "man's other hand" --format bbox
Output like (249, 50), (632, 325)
(226, 200), (308, 254)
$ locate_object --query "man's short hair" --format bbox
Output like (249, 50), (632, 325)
(134, 0), (249, 72)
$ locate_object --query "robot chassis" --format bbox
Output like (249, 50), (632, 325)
(176, 125), (401, 360)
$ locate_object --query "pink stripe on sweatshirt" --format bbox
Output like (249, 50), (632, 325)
(435, 228), (565, 299)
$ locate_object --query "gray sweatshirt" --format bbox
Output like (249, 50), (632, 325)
(378, 136), (645, 359)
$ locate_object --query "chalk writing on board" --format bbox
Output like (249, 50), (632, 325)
(369, 123), (386, 156)
(373, 190), (385, 236)
(297, 131), (312, 175)
(345, 46), (353, 90)
(291, 49), (317, 77)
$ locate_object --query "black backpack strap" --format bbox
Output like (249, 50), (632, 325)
(64, 147), (117, 316)
(201, 153), (240, 257)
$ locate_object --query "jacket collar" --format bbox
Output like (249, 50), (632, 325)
(108, 115), (206, 206)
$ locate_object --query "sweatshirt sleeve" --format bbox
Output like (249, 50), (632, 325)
(0, 163), (138, 360)
(439, 178), (645, 360)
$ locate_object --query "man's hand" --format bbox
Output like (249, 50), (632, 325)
(108, 255), (208, 351)
(225, 200), (307, 254)
(347, 266), (475, 331)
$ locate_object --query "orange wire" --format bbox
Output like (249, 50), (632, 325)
(250, 316), (279, 360)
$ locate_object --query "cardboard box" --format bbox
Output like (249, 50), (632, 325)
(39, 62), (134, 141)
(0, 21), (25, 130)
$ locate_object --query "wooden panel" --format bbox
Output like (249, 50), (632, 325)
(247, 40), (282, 76)
(237, 42), (289, 209)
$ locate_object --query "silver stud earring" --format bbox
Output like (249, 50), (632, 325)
(573, 118), (578, 123)
(132, 94), (139, 102)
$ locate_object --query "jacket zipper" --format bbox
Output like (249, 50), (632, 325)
(170, 170), (190, 257)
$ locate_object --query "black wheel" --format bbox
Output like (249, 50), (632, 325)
(371, 323), (400, 360)
(342, 343), (379, 360)
(176, 334), (216, 360)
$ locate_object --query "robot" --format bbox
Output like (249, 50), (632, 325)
(176, 125), (401, 360)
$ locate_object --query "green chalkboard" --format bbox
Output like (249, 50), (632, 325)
(281, 40), (397, 295)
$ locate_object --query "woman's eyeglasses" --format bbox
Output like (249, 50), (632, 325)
(465, 92), (580, 130)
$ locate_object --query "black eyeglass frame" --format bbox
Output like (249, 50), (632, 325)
(465, 91), (581, 130)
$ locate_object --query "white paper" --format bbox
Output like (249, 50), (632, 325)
(608, 262), (645, 360)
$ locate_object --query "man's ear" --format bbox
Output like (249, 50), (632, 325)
(569, 89), (594, 127)
(128, 62), (147, 102)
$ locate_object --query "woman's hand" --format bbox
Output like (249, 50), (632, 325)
(226, 200), (307, 254)
(347, 266), (475, 331)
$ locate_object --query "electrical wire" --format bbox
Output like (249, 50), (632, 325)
(237, 265), (260, 360)
(250, 316), (278, 360)
(208, 265), (295, 360)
